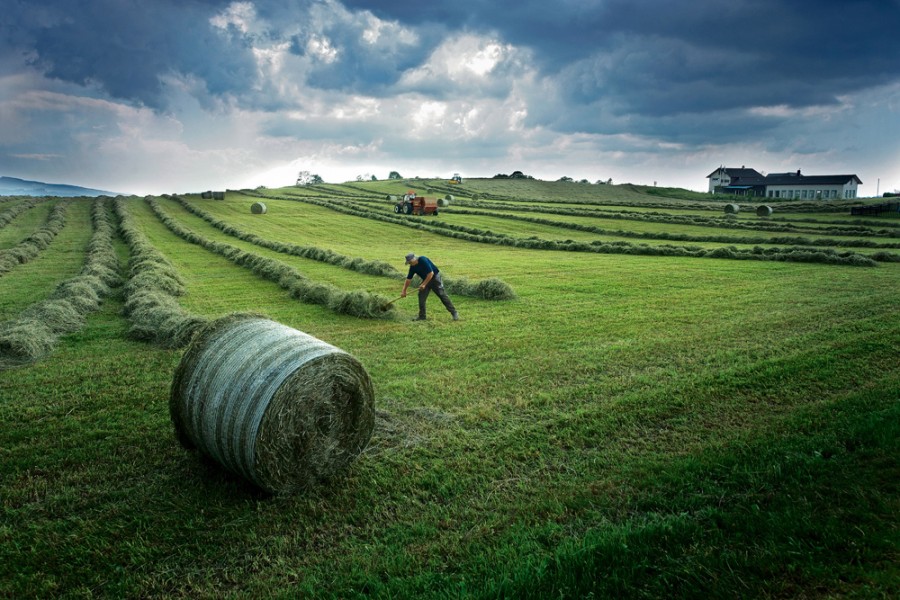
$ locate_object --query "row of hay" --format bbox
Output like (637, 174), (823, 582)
(456, 198), (727, 230)
(451, 198), (891, 238)
(171, 195), (398, 276)
(147, 198), (395, 319)
(238, 191), (520, 297)
(0, 198), (39, 230)
(444, 208), (900, 250)
(114, 197), (210, 347)
(284, 194), (887, 267)
(0, 198), (122, 368)
(0, 202), (68, 276)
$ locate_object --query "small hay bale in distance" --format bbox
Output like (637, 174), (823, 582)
(724, 203), (740, 215)
(251, 202), (267, 214)
(213, 191), (225, 200)
(756, 204), (773, 217)
(169, 315), (375, 494)
(201, 191), (213, 199)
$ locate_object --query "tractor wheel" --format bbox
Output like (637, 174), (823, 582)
(404, 204), (413, 215)
(393, 205), (401, 213)
(433, 209), (439, 216)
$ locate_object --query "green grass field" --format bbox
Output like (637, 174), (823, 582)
(1, 179), (898, 598)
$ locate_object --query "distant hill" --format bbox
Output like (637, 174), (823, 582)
(0, 176), (118, 197)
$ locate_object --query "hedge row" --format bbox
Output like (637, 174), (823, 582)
(269, 194), (880, 267)
(115, 197), (209, 348)
(0, 201), (68, 276)
(0, 198), (122, 367)
(0, 198), (39, 230)
(239, 191), (517, 299)
(147, 197), (395, 319)
(444, 207), (900, 250)
(171, 195), (399, 276)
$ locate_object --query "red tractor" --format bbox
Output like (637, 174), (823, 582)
(394, 191), (439, 216)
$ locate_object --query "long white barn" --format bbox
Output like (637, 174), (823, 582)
(707, 167), (861, 199)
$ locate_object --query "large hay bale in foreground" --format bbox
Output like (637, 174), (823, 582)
(170, 315), (375, 493)
(251, 202), (267, 214)
(756, 204), (773, 217)
(724, 203), (740, 215)
(437, 196), (451, 207)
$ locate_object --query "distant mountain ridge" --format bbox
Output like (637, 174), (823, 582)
(0, 176), (118, 197)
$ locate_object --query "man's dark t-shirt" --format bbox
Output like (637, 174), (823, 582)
(407, 256), (439, 280)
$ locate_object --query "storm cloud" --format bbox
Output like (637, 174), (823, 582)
(1, 0), (898, 193)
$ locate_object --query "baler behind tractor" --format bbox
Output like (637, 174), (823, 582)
(394, 191), (439, 216)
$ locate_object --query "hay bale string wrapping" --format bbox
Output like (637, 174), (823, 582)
(170, 315), (375, 493)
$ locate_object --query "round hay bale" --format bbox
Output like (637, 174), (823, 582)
(756, 204), (773, 217)
(437, 197), (450, 208)
(724, 203), (740, 215)
(170, 315), (375, 494)
(251, 202), (267, 214)
(444, 194), (454, 201)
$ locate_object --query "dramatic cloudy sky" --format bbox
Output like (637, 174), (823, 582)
(2, 0), (899, 195)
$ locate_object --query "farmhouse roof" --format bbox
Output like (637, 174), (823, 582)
(708, 167), (862, 187)
(763, 171), (862, 186)
(706, 167), (766, 185)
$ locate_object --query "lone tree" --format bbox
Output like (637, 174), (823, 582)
(296, 171), (323, 186)
(388, 171), (402, 179)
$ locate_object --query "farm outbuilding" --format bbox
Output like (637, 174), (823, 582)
(708, 166), (861, 199)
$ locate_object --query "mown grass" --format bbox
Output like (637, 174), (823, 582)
(0, 200), (93, 319)
(1, 182), (897, 598)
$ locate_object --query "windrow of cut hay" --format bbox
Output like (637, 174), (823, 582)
(445, 207), (900, 251)
(235, 191), (518, 297)
(170, 314), (375, 494)
(0, 202), (68, 276)
(171, 195), (398, 276)
(272, 194), (884, 267)
(450, 199), (900, 239)
(0, 198), (40, 230)
(115, 197), (209, 347)
(0, 198), (122, 368)
(147, 197), (395, 319)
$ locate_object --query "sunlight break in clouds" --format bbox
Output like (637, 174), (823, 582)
(400, 34), (524, 92)
(209, 1), (257, 34)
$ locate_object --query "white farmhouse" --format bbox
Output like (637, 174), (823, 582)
(707, 167), (861, 199)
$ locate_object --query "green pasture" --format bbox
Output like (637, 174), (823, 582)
(0, 200), (94, 319)
(1, 181), (898, 598)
